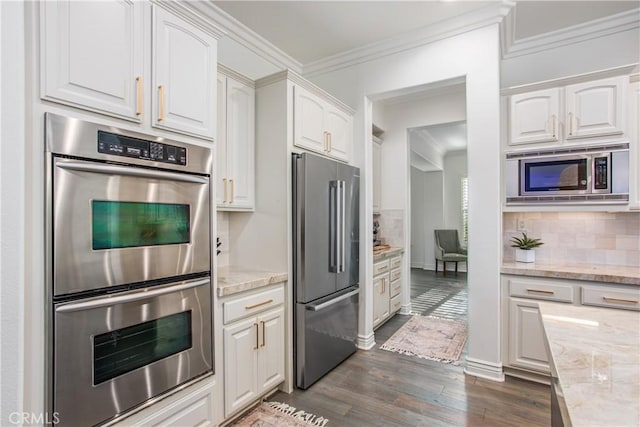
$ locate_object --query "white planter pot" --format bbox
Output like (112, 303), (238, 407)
(516, 248), (535, 263)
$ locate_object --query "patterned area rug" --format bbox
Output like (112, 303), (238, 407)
(380, 315), (467, 365)
(231, 401), (329, 426)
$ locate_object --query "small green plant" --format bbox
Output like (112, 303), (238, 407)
(510, 232), (544, 250)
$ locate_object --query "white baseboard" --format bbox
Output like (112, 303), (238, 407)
(400, 303), (412, 315)
(357, 332), (376, 350)
(463, 357), (505, 382)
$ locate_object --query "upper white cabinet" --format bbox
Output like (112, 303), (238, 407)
(294, 85), (353, 162)
(41, 1), (219, 140)
(152, 7), (217, 139)
(41, 0), (144, 121)
(508, 76), (627, 147)
(509, 88), (560, 145)
(631, 78), (640, 210)
(372, 136), (382, 214)
(217, 68), (255, 210)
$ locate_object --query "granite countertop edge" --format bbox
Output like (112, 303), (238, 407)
(501, 262), (640, 286)
(217, 266), (288, 297)
(373, 246), (404, 261)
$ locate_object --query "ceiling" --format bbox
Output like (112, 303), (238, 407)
(410, 121), (467, 171)
(213, 1), (639, 66)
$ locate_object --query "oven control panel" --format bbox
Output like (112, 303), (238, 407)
(98, 131), (187, 166)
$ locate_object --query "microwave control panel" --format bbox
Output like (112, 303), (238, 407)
(97, 131), (187, 166)
(593, 156), (609, 190)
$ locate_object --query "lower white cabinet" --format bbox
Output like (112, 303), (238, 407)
(223, 286), (285, 418)
(372, 253), (402, 329)
(372, 273), (389, 328)
(507, 298), (550, 373)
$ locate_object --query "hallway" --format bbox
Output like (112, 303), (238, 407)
(410, 268), (467, 321)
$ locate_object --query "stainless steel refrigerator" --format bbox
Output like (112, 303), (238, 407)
(293, 152), (360, 389)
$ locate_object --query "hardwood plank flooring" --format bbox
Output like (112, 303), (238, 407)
(410, 269), (467, 321)
(271, 315), (550, 426)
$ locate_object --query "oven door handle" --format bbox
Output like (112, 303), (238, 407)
(55, 278), (210, 313)
(56, 161), (209, 184)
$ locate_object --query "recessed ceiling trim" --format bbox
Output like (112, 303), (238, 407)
(184, 2), (303, 73)
(303, 1), (514, 78)
(152, 0), (226, 39)
(502, 7), (640, 60)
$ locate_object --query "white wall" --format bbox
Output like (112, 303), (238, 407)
(410, 168), (444, 269)
(443, 150), (468, 241)
(308, 24), (504, 379)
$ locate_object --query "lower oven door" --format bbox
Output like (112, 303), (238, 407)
(53, 277), (213, 427)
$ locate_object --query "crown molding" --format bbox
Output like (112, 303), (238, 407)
(303, 1), (515, 79)
(631, 73), (640, 83)
(502, 7), (640, 60)
(184, 2), (302, 74)
(152, 1), (226, 39)
(217, 64), (255, 88)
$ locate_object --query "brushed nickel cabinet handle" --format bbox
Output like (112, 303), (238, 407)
(245, 299), (273, 310)
(526, 288), (555, 295)
(158, 85), (165, 121)
(603, 296), (638, 304)
(568, 112), (573, 136)
(551, 114), (556, 138)
(230, 179), (235, 203)
(260, 320), (266, 347)
(223, 178), (228, 203)
(136, 76), (143, 116)
(254, 323), (259, 350)
(328, 132), (332, 152)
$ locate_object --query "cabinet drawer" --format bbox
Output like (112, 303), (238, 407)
(390, 256), (402, 269)
(390, 278), (401, 297)
(373, 259), (390, 276)
(582, 287), (640, 311)
(390, 268), (401, 282)
(508, 279), (574, 303)
(224, 286), (285, 324)
(390, 294), (401, 313)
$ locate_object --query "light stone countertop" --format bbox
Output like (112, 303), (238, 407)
(217, 266), (288, 297)
(502, 262), (640, 286)
(538, 302), (640, 427)
(373, 246), (404, 261)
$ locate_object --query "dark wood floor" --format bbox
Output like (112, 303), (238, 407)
(410, 269), (467, 321)
(272, 315), (551, 426)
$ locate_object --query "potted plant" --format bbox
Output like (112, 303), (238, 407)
(510, 232), (544, 263)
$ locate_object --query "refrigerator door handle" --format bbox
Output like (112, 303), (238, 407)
(340, 180), (346, 273)
(306, 288), (359, 311)
(329, 180), (338, 273)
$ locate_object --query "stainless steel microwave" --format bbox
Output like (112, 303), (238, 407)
(505, 143), (629, 204)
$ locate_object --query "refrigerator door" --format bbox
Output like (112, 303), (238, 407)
(294, 153), (339, 303)
(336, 163), (360, 291)
(296, 286), (359, 389)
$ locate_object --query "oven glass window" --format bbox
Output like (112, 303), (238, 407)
(525, 159), (588, 191)
(92, 201), (190, 250)
(93, 311), (192, 385)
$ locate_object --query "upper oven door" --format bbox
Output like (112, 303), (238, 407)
(520, 155), (590, 196)
(52, 157), (210, 296)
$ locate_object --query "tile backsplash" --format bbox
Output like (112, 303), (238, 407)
(503, 212), (640, 267)
(217, 212), (230, 267)
(377, 209), (405, 247)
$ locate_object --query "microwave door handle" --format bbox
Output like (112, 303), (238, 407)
(55, 161), (209, 184)
(55, 278), (210, 313)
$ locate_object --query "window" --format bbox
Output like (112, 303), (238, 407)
(461, 177), (469, 247)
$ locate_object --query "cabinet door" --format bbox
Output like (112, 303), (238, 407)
(41, 0), (144, 121)
(372, 140), (382, 214)
(294, 86), (327, 154)
(216, 73), (228, 207)
(565, 76), (626, 139)
(226, 78), (255, 209)
(257, 307), (285, 393)
(509, 88), (560, 145)
(631, 80), (640, 210)
(373, 275), (389, 327)
(508, 299), (549, 373)
(224, 317), (259, 417)
(153, 6), (216, 139)
(325, 106), (352, 162)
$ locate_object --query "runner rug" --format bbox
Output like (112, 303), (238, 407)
(380, 315), (467, 365)
(231, 401), (329, 427)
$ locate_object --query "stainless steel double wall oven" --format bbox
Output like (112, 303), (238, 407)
(45, 113), (214, 426)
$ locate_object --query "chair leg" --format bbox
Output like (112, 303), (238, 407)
(455, 262), (458, 274)
(443, 261), (447, 275)
(435, 259), (438, 273)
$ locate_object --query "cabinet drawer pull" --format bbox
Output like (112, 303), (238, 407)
(526, 288), (555, 295)
(222, 178), (228, 203)
(254, 323), (259, 350)
(602, 296), (638, 304)
(260, 320), (266, 347)
(158, 85), (165, 121)
(245, 299), (273, 310)
(136, 76), (143, 116)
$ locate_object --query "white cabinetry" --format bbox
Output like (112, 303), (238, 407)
(41, 1), (218, 140)
(217, 67), (255, 210)
(41, 0), (144, 121)
(508, 298), (550, 373)
(630, 78), (640, 210)
(293, 85), (352, 162)
(508, 76), (627, 147)
(152, 7), (217, 139)
(373, 253), (402, 329)
(372, 267), (389, 328)
(372, 136), (382, 214)
(222, 285), (285, 418)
